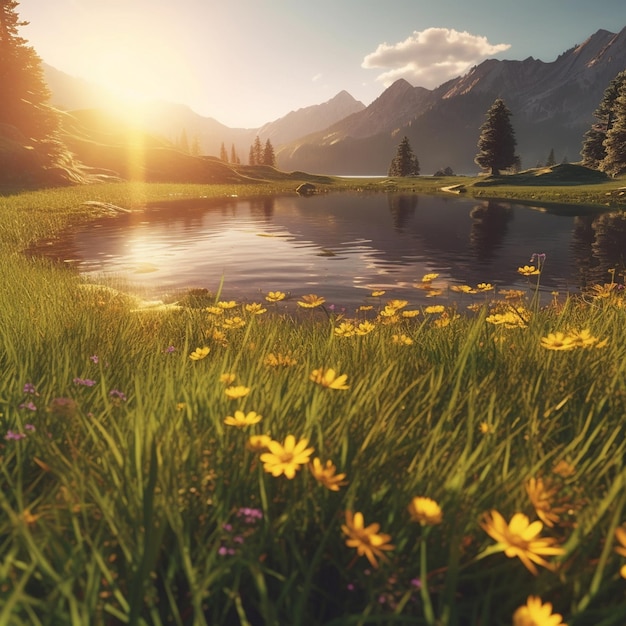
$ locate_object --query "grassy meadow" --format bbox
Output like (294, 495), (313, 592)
(2, 178), (626, 625)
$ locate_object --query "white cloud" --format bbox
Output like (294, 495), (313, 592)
(362, 27), (511, 88)
(312, 73), (323, 82)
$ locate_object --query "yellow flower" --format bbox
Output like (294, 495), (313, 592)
(525, 477), (568, 528)
(206, 306), (225, 315)
(334, 322), (356, 337)
(408, 497), (443, 526)
(451, 284), (477, 294)
(481, 510), (565, 575)
(425, 289), (443, 297)
(310, 458), (348, 491)
(476, 282), (494, 292)
(402, 309), (420, 318)
(245, 302), (267, 315)
(540, 332), (576, 351)
(224, 385), (250, 399)
(421, 273), (439, 282)
(224, 410), (263, 428)
(247, 434), (272, 451)
(355, 321), (375, 335)
(518, 265), (540, 276)
(260, 435), (314, 479)
(265, 291), (286, 302)
(512, 596), (566, 626)
(435, 313), (458, 327)
(568, 329), (599, 348)
(342, 511), (394, 568)
(499, 289), (526, 300)
(297, 294), (326, 308)
(552, 460), (575, 478)
(424, 305), (445, 314)
(615, 526), (626, 579)
(219, 373), (236, 385)
(358, 305), (374, 311)
(386, 299), (408, 310)
(379, 305), (400, 317)
(217, 300), (238, 309)
(222, 316), (246, 330)
(189, 346), (210, 361)
(479, 421), (495, 434)
(391, 334), (413, 346)
(485, 311), (527, 328)
(309, 368), (349, 390)
(371, 290), (386, 297)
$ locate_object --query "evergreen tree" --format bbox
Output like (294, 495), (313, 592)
(230, 143), (238, 164)
(253, 136), (263, 165)
(263, 138), (276, 167)
(190, 136), (201, 156)
(601, 82), (626, 177)
(581, 70), (626, 169)
(219, 142), (228, 162)
(248, 145), (256, 165)
(546, 148), (556, 167)
(0, 0), (66, 183)
(388, 136), (420, 177)
(474, 98), (517, 176)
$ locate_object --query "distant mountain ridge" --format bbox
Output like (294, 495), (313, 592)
(278, 26), (626, 174)
(44, 25), (626, 176)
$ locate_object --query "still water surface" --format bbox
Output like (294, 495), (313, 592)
(37, 193), (626, 308)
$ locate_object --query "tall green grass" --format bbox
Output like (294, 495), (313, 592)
(1, 183), (626, 625)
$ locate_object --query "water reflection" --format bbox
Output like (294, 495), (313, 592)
(29, 193), (626, 307)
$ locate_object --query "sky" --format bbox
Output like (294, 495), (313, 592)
(16, 0), (626, 129)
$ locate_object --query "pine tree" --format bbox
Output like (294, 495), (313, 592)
(0, 0), (66, 183)
(230, 143), (238, 164)
(253, 136), (263, 165)
(219, 142), (228, 162)
(545, 148), (556, 167)
(263, 138), (276, 167)
(248, 145), (256, 165)
(600, 82), (626, 177)
(474, 98), (517, 176)
(581, 70), (626, 169)
(388, 136), (420, 177)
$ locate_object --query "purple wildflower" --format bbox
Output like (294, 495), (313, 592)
(5, 430), (26, 441)
(109, 389), (127, 402)
(73, 378), (96, 387)
(165, 345), (176, 353)
(90, 355), (99, 364)
(23, 383), (37, 394)
(19, 401), (37, 411)
(24, 424), (36, 431)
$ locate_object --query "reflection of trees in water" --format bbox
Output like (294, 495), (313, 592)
(469, 201), (513, 262)
(592, 212), (626, 282)
(571, 212), (626, 288)
(387, 194), (418, 231)
(249, 197), (275, 221)
(570, 216), (597, 289)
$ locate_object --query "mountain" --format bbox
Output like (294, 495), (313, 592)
(278, 26), (626, 175)
(43, 63), (364, 161)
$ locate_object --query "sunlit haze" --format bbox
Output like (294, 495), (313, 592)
(18, 0), (626, 128)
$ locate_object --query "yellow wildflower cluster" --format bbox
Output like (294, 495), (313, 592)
(485, 310), (527, 329)
(518, 265), (541, 276)
(265, 290), (286, 302)
(513, 596), (566, 626)
(540, 329), (607, 351)
(334, 321), (376, 337)
(297, 294), (326, 308)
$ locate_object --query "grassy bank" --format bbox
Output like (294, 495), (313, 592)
(1, 180), (626, 625)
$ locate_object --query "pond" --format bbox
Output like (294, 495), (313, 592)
(32, 192), (626, 309)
